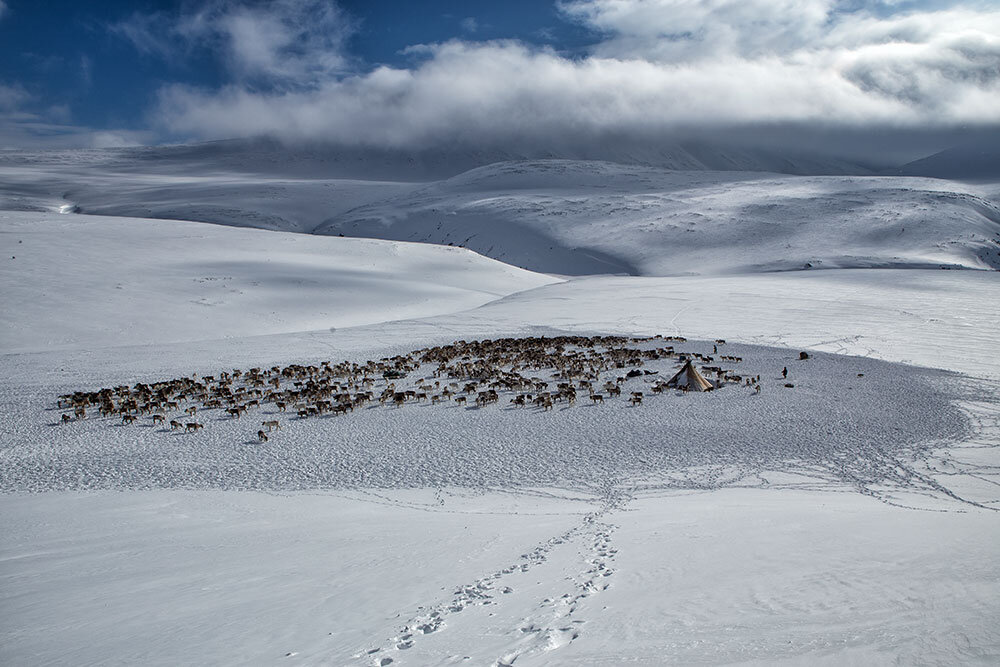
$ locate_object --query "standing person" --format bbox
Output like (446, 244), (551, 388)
(782, 367), (788, 378)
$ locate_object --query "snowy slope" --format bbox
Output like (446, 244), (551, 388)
(318, 161), (1000, 275)
(2, 146), (996, 277)
(892, 138), (1000, 181)
(0, 161), (420, 233)
(3, 487), (997, 667)
(0, 210), (559, 353)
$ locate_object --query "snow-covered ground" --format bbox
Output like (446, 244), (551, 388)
(1, 146), (998, 665)
(0, 211), (557, 352)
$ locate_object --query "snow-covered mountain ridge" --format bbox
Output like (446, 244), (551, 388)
(1, 149), (997, 277)
(319, 161), (1000, 275)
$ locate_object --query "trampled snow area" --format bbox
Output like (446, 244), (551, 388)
(1, 148), (999, 666)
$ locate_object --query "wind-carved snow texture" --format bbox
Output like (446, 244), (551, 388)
(3, 336), (971, 505)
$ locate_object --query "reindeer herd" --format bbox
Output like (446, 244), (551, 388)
(55, 334), (762, 439)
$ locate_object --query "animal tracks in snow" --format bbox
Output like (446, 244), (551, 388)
(494, 521), (618, 666)
(354, 496), (624, 666)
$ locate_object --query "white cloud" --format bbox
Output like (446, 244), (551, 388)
(0, 83), (30, 111)
(113, 0), (356, 89)
(0, 1), (7, 22)
(461, 17), (478, 33)
(134, 0), (1000, 149)
(559, 0), (836, 61)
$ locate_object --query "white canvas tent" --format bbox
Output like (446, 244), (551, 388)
(666, 359), (714, 392)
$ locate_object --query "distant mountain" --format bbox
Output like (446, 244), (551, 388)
(890, 139), (1000, 181)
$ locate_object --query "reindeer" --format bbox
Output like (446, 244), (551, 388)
(262, 420), (280, 432)
(590, 394), (604, 404)
(185, 422), (203, 432)
(152, 414), (165, 425)
(185, 406), (197, 416)
(122, 414), (137, 425)
(169, 419), (183, 430)
(257, 430), (269, 443)
(60, 413), (72, 424)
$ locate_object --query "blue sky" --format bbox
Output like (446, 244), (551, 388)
(0, 0), (596, 145)
(0, 0), (997, 152)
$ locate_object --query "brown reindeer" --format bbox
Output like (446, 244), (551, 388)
(169, 419), (183, 430)
(262, 420), (280, 432)
(185, 422), (203, 432)
(257, 430), (269, 442)
(152, 414), (166, 425)
(122, 414), (137, 425)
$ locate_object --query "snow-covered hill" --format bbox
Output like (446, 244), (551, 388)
(318, 161), (1000, 275)
(891, 138), (1000, 182)
(2, 150), (997, 277)
(0, 210), (558, 353)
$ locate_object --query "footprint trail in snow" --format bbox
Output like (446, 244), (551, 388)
(352, 490), (628, 666)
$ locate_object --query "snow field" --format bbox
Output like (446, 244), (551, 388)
(566, 488), (1000, 666)
(2, 484), (997, 666)
(0, 211), (559, 352)
(0, 488), (588, 666)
